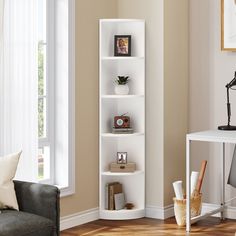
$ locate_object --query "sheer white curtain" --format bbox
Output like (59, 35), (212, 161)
(0, 0), (4, 115)
(0, 0), (4, 50)
(0, 0), (38, 181)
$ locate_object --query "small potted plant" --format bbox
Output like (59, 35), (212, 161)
(114, 76), (130, 95)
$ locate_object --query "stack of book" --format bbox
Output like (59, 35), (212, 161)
(112, 127), (133, 134)
(105, 182), (125, 210)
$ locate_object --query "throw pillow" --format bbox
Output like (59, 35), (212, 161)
(0, 151), (21, 210)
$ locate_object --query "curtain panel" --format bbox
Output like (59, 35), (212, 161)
(0, 0), (38, 181)
(0, 0), (4, 51)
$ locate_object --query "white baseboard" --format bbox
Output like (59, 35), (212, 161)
(60, 204), (236, 231)
(60, 206), (174, 231)
(145, 204), (174, 219)
(146, 203), (236, 220)
(201, 203), (221, 217)
(202, 203), (236, 219)
(60, 207), (99, 231)
(225, 206), (236, 219)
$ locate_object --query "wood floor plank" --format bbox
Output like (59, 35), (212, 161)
(61, 217), (236, 235)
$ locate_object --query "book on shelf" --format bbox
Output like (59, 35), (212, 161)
(105, 182), (119, 210)
(114, 192), (125, 210)
(105, 182), (123, 210)
(109, 182), (123, 210)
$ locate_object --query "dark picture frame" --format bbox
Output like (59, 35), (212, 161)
(117, 152), (127, 164)
(114, 35), (131, 56)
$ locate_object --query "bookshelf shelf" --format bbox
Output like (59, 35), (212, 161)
(101, 95), (144, 99)
(101, 170), (144, 176)
(101, 132), (144, 138)
(100, 19), (144, 23)
(101, 56), (144, 60)
(99, 208), (145, 220)
(99, 19), (145, 220)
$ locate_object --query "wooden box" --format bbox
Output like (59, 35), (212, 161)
(110, 162), (136, 172)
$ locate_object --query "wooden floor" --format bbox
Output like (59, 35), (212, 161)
(61, 217), (236, 235)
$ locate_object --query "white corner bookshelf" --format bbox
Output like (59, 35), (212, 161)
(99, 19), (145, 220)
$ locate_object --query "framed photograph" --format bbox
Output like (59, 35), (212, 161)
(117, 152), (127, 164)
(114, 35), (131, 56)
(221, 0), (236, 51)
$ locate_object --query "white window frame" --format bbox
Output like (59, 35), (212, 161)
(38, 0), (75, 198)
(38, 0), (55, 185)
(65, 0), (75, 197)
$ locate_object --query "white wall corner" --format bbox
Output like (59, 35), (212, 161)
(60, 208), (99, 231)
(145, 205), (174, 220)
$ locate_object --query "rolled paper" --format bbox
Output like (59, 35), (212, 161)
(191, 171), (199, 195)
(173, 180), (184, 200)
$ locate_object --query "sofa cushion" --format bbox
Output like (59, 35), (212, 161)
(0, 152), (21, 210)
(0, 210), (54, 236)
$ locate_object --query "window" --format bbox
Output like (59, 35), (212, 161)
(37, 0), (75, 196)
(38, 0), (54, 183)
(1, 0), (74, 193)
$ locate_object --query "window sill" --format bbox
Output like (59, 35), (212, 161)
(56, 184), (75, 198)
(38, 181), (75, 198)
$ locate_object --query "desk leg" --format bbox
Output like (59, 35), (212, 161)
(221, 142), (225, 220)
(186, 138), (191, 232)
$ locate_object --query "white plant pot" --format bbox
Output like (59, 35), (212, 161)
(115, 84), (129, 95)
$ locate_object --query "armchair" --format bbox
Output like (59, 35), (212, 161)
(0, 181), (60, 236)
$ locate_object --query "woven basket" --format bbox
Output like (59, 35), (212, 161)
(173, 194), (202, 226)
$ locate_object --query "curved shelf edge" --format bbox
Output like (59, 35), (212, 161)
(99, 208), (145, 220)
(101, 170), (144, 176)
(100, 19), (145, 23)
(101, 132), (144, 138)
(101, 56), (144, 60)
(101, 95), (144, 99)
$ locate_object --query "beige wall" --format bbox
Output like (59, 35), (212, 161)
(118, 0), (165, 207)
(60, 0), (118, 217)
(61, 0), (236, 218)
(61, 0), (189, 217)
(119, 0), (188, 207)
(189, 0), (236, 205)
(164, 0), (189, 206)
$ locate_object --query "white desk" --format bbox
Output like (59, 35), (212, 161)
(186, 130), (236, 232)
